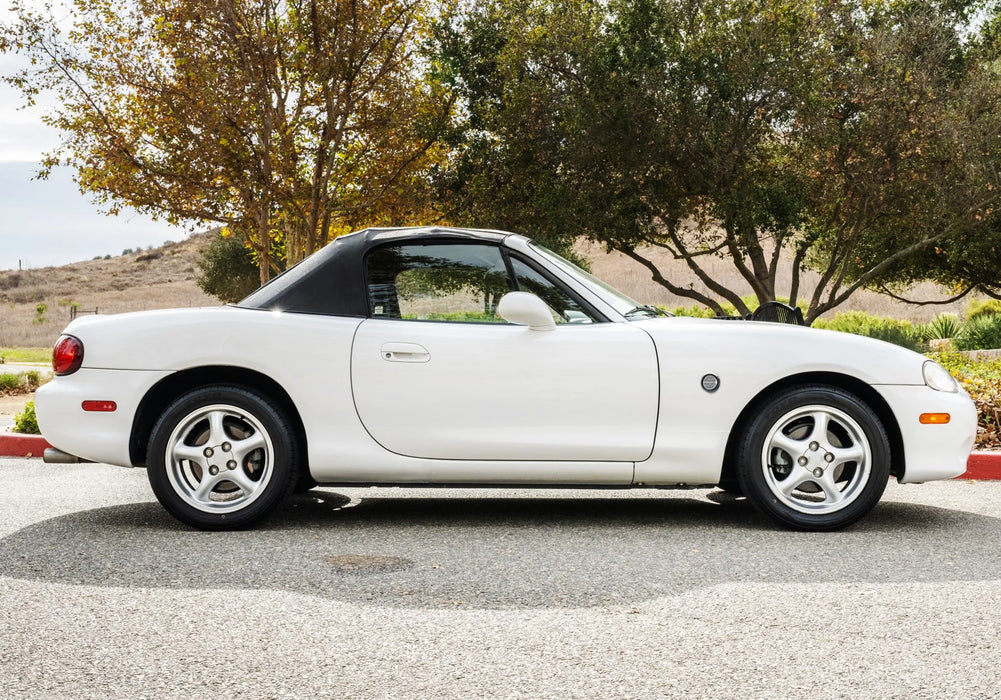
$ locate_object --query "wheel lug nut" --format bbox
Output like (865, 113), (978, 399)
(809, 441), (819, 451)
(208, 465), (219, 475)
(798, 456), (808, 466)
(203, 447), (214, 458)
(227, 460), (237, 470)
(813, 468), (824, 477)
(824, 453), (834, 463)
(222, 442), (231, 452)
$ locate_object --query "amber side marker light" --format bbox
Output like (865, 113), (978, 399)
(82, 401), (117, 413)
(919, 413), (951, 425)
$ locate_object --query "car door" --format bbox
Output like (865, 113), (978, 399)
(349, 241), (659, 471)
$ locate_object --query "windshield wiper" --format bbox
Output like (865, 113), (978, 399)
(624, 304), (671, 319)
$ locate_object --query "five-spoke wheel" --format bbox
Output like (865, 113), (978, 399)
(147, 386), (300, 530)
(737, 385), (890, 531)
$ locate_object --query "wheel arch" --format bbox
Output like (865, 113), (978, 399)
(719, 372), (904, 488)
(129, 365), (307, 468)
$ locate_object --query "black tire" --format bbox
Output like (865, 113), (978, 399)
(736, 385), (890, 531)
(147, 385), (300, 530)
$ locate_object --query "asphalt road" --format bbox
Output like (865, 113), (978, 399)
(1, 458), (1000, 698)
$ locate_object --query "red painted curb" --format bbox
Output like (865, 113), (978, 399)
(0, 433), (52, 458)
(960, 452), (1001, 481)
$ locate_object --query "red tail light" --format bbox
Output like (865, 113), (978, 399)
(53, 335), (84, 375)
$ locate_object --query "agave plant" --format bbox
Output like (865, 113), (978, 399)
(920, 313), (963, 342)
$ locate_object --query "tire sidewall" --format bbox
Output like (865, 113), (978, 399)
(737, 385), (891, 531)
(147, 385), (298, 530)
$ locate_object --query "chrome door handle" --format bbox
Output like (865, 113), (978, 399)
(380, 342), (431, 363)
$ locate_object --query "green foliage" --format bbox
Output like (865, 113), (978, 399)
(930, 352), (1001, 447)
(668, 304), (718, 318)
(13, 401), (39, 435)
(813, 312), (925, 352)
(434, 0), (1001, 320)
(954, 314), (1001, 351)
(195, 234), (265, 304)
(919, 313), (963, 341)
(965, 299), (1001, 320)
(34, 303), (46, 316)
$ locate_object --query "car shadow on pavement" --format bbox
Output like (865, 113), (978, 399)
(0, 491), (996, 609)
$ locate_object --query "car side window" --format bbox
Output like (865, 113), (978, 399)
(510, 257), (596, 324)
(366, 243), (512, 322)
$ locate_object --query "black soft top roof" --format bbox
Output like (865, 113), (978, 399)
(238, 226), (514, 317)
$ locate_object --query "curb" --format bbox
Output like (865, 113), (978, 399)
(0, 433), (1000, 479)
(960, 452), (1001, 481)
(0, 433), (52, 458)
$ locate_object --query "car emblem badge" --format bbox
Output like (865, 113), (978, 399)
(701, 374), (720, 393)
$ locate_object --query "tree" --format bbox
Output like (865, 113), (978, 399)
(2, 0), (451, 284)
(434, 0), (1001, 322)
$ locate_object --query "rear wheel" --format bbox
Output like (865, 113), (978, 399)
(147, 385), (300, 530)
(736, 385), (890, 531)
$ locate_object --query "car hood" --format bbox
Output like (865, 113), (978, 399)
(631, 316), (929, 387)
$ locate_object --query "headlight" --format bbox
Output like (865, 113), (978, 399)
(923, 360), (958, 393)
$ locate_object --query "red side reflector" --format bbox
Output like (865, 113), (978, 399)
(82, 401), (117, 413)
(919, 413), (950, 425)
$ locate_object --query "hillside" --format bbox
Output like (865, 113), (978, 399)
(0, 230), (976, 349)
(0, 232), (217, 348)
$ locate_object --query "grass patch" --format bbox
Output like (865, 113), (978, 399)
(1, 347), (51, 364)
(930, 352), (1001, 449)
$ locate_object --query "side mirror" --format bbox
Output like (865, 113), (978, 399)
(497, 292), (556, 331)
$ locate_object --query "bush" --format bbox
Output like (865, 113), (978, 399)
(0, 373), (21, 393)
(0, 371), (42, 396)
(965, 298), (1001, 320)
(954, 314), (1001, 351)
(13, 401), (39, 434)
(813, 311), (925, 352)
(931, 352), (1001, 448)
(195, 233), (263, 303)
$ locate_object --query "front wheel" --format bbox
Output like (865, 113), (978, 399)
(147, 385), (300, 530)
(736, 385), (890, 531)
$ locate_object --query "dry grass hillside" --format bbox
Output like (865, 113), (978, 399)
(0, 233), (216, 348)
(0, 230), (975, 349)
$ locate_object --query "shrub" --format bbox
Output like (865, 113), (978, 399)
(13, 401), (39, 434)
(965, 298), (1001, 320)
(195, 233), (265, 303)
(919, 313), (963, 342)
(0, 373), (21, 393)
(0, 371), (42, 395)
(813, 311), (925, 352)
(954, 313), (1001, 351)
(930, 352), (1001, 448)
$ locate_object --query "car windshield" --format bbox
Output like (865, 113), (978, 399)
(530, 244), (659, 319)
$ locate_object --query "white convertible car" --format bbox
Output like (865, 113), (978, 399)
(36, 226), (977, 531)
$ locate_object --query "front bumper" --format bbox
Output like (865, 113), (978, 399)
(875, 384), (978, 483)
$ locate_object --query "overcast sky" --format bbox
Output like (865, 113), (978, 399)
(0, 3), (188, 273)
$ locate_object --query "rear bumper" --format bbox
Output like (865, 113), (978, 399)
(875, 384), (978, 483)
(36, 368), (172, 466)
